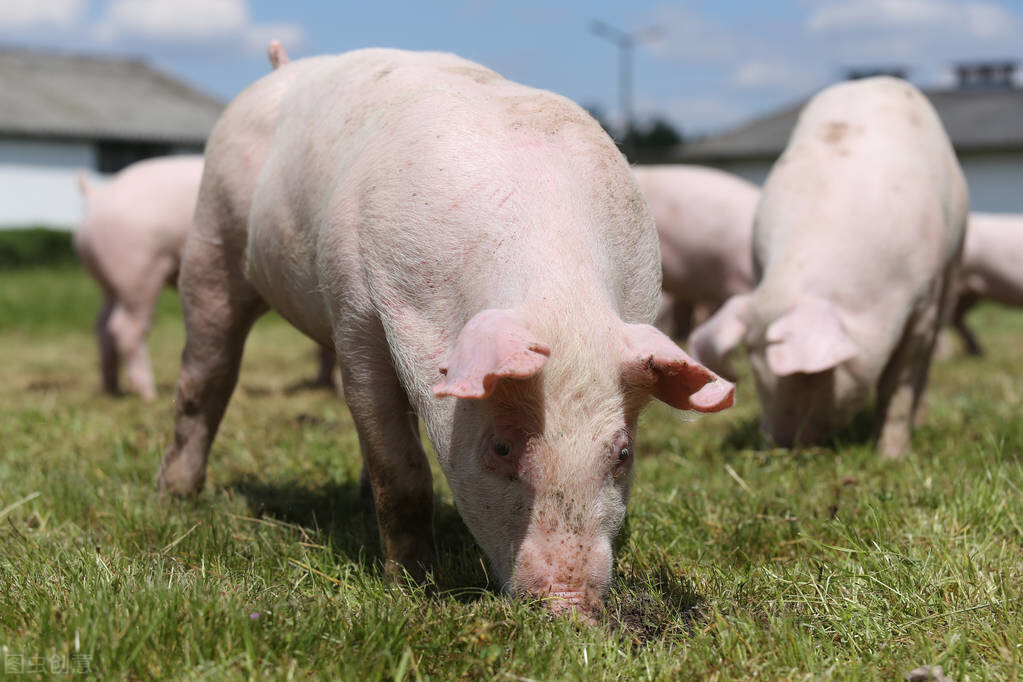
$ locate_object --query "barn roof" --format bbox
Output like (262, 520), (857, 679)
(0, 47), (224, 146)
(683, 82), (1023, 162)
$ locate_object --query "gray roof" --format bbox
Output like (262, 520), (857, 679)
(683, 85), (1023, 162)
(0, 47), (224, 145)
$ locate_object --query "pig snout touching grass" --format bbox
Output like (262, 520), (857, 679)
(632, 165), (759, 339)
(74, 156), (204, 401)
(690, 76), (968, 458)
(950, 212), (1023, 356)
(155, 48), (735, 615)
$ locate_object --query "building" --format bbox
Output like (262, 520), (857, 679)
(0, 47), (223, 228)
(681, 62), (1023, 213)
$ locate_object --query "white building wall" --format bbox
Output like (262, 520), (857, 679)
(705, 152), (1023, 214)
(0, 138), (96, 229)
(959, 153), (1023, 213)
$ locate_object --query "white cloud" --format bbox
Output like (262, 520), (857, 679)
(807, 0), (1018, 39)
(93, 0), (304, 52)
(732, 60), (813, 90)
(645, 5), (738, 62)
(0, 0), (85, 31)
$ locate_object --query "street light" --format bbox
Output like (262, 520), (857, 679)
(589, 20), (661, 154)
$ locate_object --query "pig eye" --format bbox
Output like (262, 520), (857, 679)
(617, 446), (631, 463)
(494, 440), (512, 457)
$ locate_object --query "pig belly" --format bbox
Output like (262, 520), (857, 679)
(245, 219), (335, 349)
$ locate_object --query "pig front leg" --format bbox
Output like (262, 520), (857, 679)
(94, 297), (120, 396)
(337, 333), (437, 581)
(951, 291), (983, 357)
(874, 290), (943, 459)
(158, 235), (267, 496)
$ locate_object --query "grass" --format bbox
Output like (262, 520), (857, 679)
(1, 263), (1021, 680)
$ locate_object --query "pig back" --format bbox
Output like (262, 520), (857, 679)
(246, 49), (660, 366)
(962, 213), (1023, 306)
(633, 165), (758, 303)
(752, 77), (968, 328)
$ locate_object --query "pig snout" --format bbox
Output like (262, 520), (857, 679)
(511, 530), (613, 615)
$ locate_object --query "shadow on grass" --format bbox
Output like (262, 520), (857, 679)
(606, 565), (706, 644)
(229, 476), (491, 596)
(720, 407), (877, 454)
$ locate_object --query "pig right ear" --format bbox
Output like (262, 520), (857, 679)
(432, 309), (550, 399)
(765, 298), (858, 376)
(687, 294), (752, 381)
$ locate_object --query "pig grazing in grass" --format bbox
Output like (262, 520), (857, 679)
(75, 156), (203, 401)
(950, 212), (1023, 356)
(156, 48), (734, 614)
(632, 165), (758, 337)
(690, 77), (967, 457)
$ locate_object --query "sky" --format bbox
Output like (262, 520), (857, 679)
(1, 0), (1021, 137)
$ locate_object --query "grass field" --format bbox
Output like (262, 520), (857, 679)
(1, 263), (1021, 680)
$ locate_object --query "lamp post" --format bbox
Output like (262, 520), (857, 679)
(589, 21), (660, 158)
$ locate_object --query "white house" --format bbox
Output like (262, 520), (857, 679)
(0, 47), (223, 228)
(680, 63), (1023, 213)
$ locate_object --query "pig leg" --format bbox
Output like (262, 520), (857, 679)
(107, 260), (177, 402)
(94, 297), (120, 396)
(874, 293), (943, 459)
(337, 335), (437, 580)
(951, 291), (983, 357)
(314, 346), (338, 390)
(108, 300), (157, 402)
(672, 299), (695, 340)
(157, 240), (267, 496)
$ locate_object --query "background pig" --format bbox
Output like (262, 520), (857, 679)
(156, 48), (734, 613)
(75, 156), (203, 401)
(632, 165), (758, 338)
(689, 76), (968, 457)
(950, 212), (1023, 356)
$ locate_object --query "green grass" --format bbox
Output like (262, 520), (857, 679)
(1, 264), (1021, 680)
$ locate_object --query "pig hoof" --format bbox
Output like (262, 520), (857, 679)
(156, 457), (206, 496)
(877, 437), (910, 460)
(383, 556), (437, 586)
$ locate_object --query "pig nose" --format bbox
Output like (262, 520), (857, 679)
(542, 589), (590, 613)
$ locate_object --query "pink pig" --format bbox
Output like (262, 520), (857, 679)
(75, 156), (203, 401)
(156, 48), (734, 613)
(950, 212), (1023, 356)
(690, 77), (968, 457)
(632, 165), (758, 337)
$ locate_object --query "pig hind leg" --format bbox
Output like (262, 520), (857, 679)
(157, 237), (267, 496)
(337, 330), (437, 581)
(106, 259), (177, 402)
(95, 297), (120, 395)
(950, 291), (983, 356)
(874, 285), (946, 458)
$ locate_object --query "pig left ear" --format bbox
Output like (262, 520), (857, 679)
(433, 309), (550, 400)
(765, 298), (858, 376)
(621, 324), (735, 412)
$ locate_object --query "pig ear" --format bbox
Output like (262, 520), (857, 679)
(432, 309), (550, 399)
(765, 298), (858, 376)
(621, 324), (735, 413)
(687, 294), (752, 381)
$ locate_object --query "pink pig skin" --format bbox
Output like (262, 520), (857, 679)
(155, 48), (734, 613)
(690, 77), (968, 458)
(950, 212), (1023, 356)
(75, 156), (203, 401)
(632, 165), (758, 338)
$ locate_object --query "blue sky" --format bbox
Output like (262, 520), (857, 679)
(2, 0), (1021, 136)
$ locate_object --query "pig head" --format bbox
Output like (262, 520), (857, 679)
(433, 310), (733, 608)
